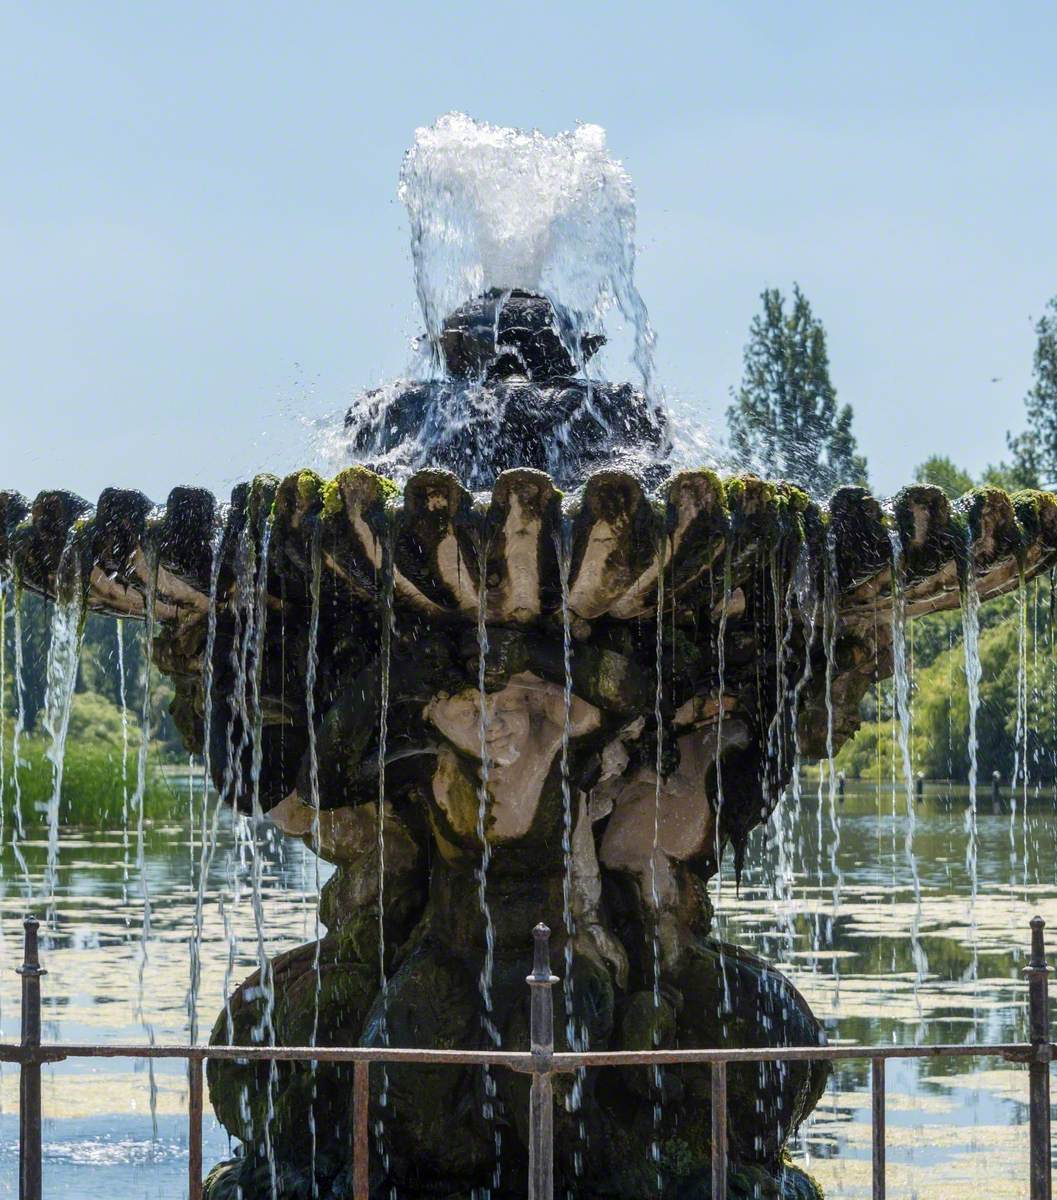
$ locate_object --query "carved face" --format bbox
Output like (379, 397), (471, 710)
(426, 671), (575, 763)
(425, 671), (600, 843)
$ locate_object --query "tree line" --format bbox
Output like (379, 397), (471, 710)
(726, 288), (1057, 496)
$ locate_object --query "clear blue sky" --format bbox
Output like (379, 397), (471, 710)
(2, 2), (1055, 502)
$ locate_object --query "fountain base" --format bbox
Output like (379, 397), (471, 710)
(203, 920), (827, 1200)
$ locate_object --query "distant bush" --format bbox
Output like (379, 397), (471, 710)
(835, 609), (1057, 782)
(2, 702), (185, 828)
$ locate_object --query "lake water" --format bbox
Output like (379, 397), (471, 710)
(1, 777), (1055, 1199)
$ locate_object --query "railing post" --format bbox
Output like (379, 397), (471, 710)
(711, 1060), (728, 1200)
(871, 1057), (885, 1200)
(188, 1055), (204, 1200)
(353, 1060), (370, 1200)
(1026, 916), (1052, 1200)
(17, 916), (45, 1200)
(527, 923), (558, 1200)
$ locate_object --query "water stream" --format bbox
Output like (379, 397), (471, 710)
(553, 519), (588, 1175)
(304, 523), (323, 1196)
(42, 534), (86, 926)
(960, 533), (982, 993)
(132, 547), (159, 1137)
(887, 528), (928, 1002)
(373, 512), (397, 1196)
(473, 533), (502, 1195)
(187, 517), (226, 1048)
(9, 586), (30, 888)
(648, 534), (666, 1197)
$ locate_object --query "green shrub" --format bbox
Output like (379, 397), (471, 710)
(2, 726), (184, 827)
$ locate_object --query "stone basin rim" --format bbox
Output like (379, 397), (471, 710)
(1, 465), (1055, 632)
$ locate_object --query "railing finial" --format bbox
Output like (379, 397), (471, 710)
(18, 916), (44, 979)
(1029, 915), (1047, 972)
(530, 922), (553, 982)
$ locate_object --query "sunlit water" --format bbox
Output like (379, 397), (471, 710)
(0, 787), (330, 1199)
(1, 778), (1055, 1198)
(735, 778), (1057, 1199)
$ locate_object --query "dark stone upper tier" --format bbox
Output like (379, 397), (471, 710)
(343, 292), (671, 490)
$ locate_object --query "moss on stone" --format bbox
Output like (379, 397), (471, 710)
(957, 483), (1013, 537)
(296, 469), (323, 505)
(246, 473), (279, 527)
(320, 466), (400, 522)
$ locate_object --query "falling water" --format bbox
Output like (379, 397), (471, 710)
(887, 528), (928, 998)
(960, 532), (982, 992)
(710, 546), (736, 1024)
(0, 580), (7, 860)
(820, 530), (843, 934)
(304, 524), (324, 1197)
(375, 517), (395, 1004)
(787, 551), (819, 954)
(1011, 576), (1029, 887)
(188, 516), (226, 1046)
(132, 546), (160, 1136)
(116, 621), (132, 903)
(712, 544), (733, 910)
(10, 585), (30, 887)
(474, 534), (502, 1194)
(648, 534), (666, 1197)
(219, 521), (260, 1064)
(775, 545), (819, 961)
(553, 520), (588, 1174)
(372, 512), (398, 1197)
(42, 533), (86, 925)
(246, 520), (280, 1200)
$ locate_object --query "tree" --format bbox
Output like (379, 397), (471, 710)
(914, 455), (974, 499)
(1008, 295), (1057, 488)
(727, 285), (868, 497)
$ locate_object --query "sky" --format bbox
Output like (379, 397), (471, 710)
(2, 2), (1056, 503)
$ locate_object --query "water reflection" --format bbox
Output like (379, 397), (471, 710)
(0, 798), (329, 1198)
(732, 779), (1057, 1197)
(0, 780), (1054, 1198)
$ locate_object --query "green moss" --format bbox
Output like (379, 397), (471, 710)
(1012, 488), (1057, 546)
(956, 484), (1012, 536)
(319, 466), (400, 522)
(321, 477), (343, 518)
(246, 473), (279, 526)
(776, 482), (811, 514)
(296, 469), (323, 505)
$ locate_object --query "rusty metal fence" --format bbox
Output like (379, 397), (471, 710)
(2, 917), (1053, 1200)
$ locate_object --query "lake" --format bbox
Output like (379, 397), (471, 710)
(1, 776), (1055, 1199)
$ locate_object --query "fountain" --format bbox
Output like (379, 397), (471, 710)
(3, 115), (1057, 1199)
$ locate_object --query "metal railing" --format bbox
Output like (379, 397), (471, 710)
(2, 917), (1053, 1200)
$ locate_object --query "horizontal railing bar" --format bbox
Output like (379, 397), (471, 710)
(551, 1042), (1045, 1067)
(0, 1040), (1046, 1068)
(0, 1043), (535, 1068)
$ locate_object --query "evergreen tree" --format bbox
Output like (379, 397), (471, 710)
(727, 285), (867, 496)
(1008, 295), (1057, 488)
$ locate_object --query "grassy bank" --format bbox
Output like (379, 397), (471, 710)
(1, 692), (187, 827)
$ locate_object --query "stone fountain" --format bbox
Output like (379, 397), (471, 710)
(3, 117), (1056, 1200)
